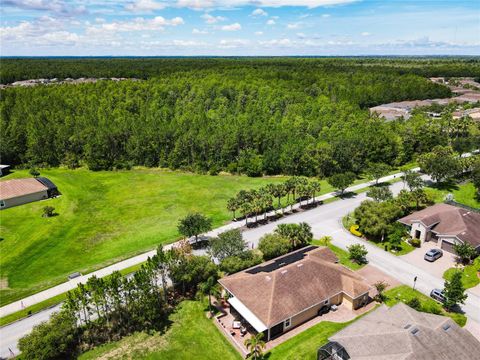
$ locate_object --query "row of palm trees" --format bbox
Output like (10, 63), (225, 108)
(227, 177), (321, 225)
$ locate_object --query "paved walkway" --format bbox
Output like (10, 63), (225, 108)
(0, 169), (412, 318)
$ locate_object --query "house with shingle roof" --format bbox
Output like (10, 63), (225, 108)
(218, 246), (371, 341)
(0, 177), (58, 209)
(318, 303), (480, 360)
(398, 203), (480, 253)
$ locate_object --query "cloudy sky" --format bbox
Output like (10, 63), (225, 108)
(1, 0), (479, 56)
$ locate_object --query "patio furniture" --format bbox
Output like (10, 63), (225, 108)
(230, 330), (236, 336)
(331, 304), (338, 311)
(233, 320), (242, 329)
(240, 327), (247, 336)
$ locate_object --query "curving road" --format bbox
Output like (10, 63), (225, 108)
(2, 161), (479, 358)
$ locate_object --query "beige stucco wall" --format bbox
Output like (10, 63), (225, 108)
(2, 190), (48, 209)
(342, 293), (368, 310)
(409, 222), (428, 242)
(288, 293), (343, 329)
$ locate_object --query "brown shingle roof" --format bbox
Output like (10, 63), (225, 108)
(329, 303), (480, 360)
(398, 203), (480, 247)
(0, 178), (48, 200)
(218, 246), (371, 327)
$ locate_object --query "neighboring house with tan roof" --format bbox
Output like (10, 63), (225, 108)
(218, 246), (371, 341)
(318, 303), (480, 360)
(0, 177), (58, 209)
(398, 203), (480, 253)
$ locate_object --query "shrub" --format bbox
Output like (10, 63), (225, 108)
(409, 238), (421, 247)
(347, 243), (368, 264)
(42, 206), (55, 218)
(350, 224), (362, 237)
(406, 297), (422, 311)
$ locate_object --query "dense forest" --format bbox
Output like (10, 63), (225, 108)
(1, 58), (479, 176)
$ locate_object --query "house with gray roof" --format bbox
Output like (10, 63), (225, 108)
(318, 303), (480, 360)
(398, 203), (480, 253)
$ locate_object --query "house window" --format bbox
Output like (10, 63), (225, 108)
(284, 318), (291, 329)
(0, 200), (5, 208)
(414, 230), (421, 239)
(324, 299), (329, 305)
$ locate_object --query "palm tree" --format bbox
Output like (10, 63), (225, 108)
(227, 197), (239, 220)
(198, 276), (219, 313)
(310, 180), (321, 204)
(244, 332), (266, 360)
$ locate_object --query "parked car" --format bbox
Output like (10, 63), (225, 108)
(430, 289), (446, 303)
(424, 248), (443, 262)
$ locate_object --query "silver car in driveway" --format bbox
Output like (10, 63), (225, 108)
(430, 289), (446, 303)
(424, 248), (443, 262)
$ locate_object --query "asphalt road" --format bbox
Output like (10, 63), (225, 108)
(2, 165), (479, 357)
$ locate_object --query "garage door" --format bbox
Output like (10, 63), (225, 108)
(441, 240), (455, 253)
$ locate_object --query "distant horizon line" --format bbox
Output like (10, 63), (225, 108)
(1, 55), (480, 59)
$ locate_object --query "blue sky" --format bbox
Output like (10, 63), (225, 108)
(1, 0), (479, 56)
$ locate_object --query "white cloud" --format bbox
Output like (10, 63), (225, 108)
(2, 0), (86, 16)
(192, 28), (208, 34)
(218, 39), (249, 48)
(287, 22), (301, 29)
(87, 16), (184, 33)
(259, 38), (292, 47)
(173, 0), (356, 8)
(251, 8), (268, 17)
(321, 14), (331, 18)
(201, 13), (226, 24)
(296, 32), (306, 38)
(125, 0), (166, 12)
(255, 31), (263, 35)
(221, 23), (241, 31)
(266, 19), (276, 25)
(361, 32), (370, 36)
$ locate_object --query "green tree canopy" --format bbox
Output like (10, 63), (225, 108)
(177, 213), (212, 242)
(208, 229), (246, 261)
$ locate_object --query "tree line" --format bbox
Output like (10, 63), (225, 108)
(3, 58), (479, 176)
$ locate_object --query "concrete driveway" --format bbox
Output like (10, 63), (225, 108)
(400, 243), (457, 279)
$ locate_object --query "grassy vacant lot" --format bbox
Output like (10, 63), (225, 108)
(79, 300), (241, 360)
(384, 285), (467, 327)
(443, 258), (480, 289)
(425, 182), (480, 209)
(0, 168), (289, 306)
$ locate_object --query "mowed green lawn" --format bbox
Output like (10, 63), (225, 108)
(425, 182), (480, 209)
(78, 300), (241, 360)
(0, 168), (288, 306)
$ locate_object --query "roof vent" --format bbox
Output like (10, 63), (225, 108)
(442, 324), (451, 331)
(281, 270), (288, 275)
(297, 263), (304, 267)
(265, 276), (271, 281)
(410, 328), (420, 336)
(404, 324), (411, 329)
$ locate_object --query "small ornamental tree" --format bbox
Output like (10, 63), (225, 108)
(373, 280), (389, 302)
(366, 162), (391, 184)
(42, 206), (55, 217)
(347, 244), (368, 264)
(208, 229), (246, 261)
(244, 332), (266, 360)
(402, 169), (424, 191)
(406, 297), (422, 311)
(328, 172), (356, 196)
(177, 213), (212, 243)
(366, 186), (393, 202)
(443, 271), (468, 311)
(453, 243), (477, 265)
